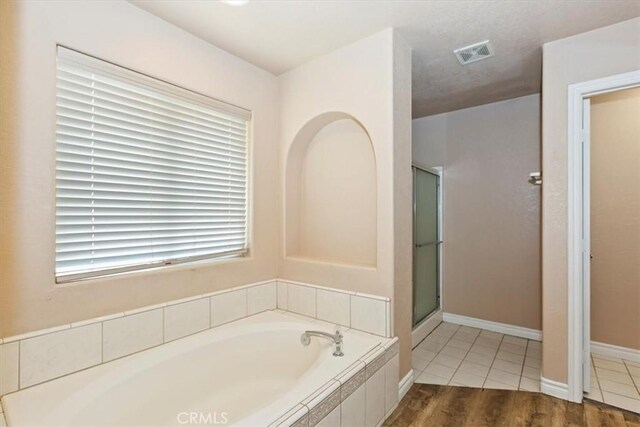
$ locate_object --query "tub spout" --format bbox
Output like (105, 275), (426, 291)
(301, 330), (344, 357)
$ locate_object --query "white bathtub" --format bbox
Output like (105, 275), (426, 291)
(2, 311), (392, 426)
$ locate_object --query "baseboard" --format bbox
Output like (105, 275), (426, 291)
(541, 376), (569, 400)
(412, 310), (442, 348)
(399, 369), (414, 400)
(591, 341), (640, 363)
(442, 312), (542, 341)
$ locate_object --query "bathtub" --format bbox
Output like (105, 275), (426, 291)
(2, 310), (396, 426)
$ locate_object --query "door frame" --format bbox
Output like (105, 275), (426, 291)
(411, 163), (443, 348)
(566, 70), (640, 403)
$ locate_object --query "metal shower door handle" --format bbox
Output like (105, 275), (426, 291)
(414, 240), (443, 248)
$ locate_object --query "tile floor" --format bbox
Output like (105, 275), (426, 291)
(585, 353), (640, 414)
(412, 322), (542, 392)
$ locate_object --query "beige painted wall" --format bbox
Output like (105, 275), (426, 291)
(295, 119), (377, 266)
(392, 32), (414, 381)
(0, 0), (279, 338)
(590, 88), (640, 351)
(412, 94), (542, 330)
(542, 17), (640, 383)
(2, 3), (414, 377)
(278, 29), (413, 377)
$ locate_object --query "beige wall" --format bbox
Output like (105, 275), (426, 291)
(590, 88), (640, 351)
(0, 0), (279, 338)
(2, 3), (414, 378)
(542, 17), (640, 383)
(413, 94), (542, 330)
(293, 119), (377, 266)
(278, 29), (413, 377)
(392, 33), (414, 380)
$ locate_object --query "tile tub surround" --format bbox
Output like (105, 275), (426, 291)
(412, 322), (543, 392)
(276, 280), (392, 337)
(0, 279), (391, 396)
(2, 310), (399, 427)
(269, 339), (400, 427)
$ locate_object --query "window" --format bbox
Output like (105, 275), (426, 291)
(55, 47), (250, 282)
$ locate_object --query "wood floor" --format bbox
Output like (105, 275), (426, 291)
(384, 384), (640, 427)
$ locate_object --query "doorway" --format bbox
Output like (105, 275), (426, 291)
(411, 165), (442, 347)
(567, 70), (640, 405)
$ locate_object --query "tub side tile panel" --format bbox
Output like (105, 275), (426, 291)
(302, 380), (340, 407)
(366, 354), (387, 380)
(247, 282), (277, 315)
(103, 309), (163, 362)
(20, 323), (102, 388)
(340, 368), (366, 402)
(365, 367), (386, 427)
(313, 400), (340, 427)
(308, 388), (340, 427)
(384, 354), (400, 414)
(210, 289), (247, 327)
(341, 383), (365, 427)
(350, 296), (387, 336)
(0, 342), (19, 395)
(164, 298), (210, 342)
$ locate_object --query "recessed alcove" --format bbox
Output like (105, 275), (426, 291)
(285, 112), (377, 267)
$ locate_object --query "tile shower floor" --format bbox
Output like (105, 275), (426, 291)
(585, 353), (640, 414)
(412, 322), (542, 392)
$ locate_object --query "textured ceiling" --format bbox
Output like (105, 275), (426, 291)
(129, 0), (640, 118)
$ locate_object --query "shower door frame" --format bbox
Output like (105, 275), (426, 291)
(411, 164), (443, 348)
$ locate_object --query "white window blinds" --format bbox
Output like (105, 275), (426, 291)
(55, 47), (250, 282)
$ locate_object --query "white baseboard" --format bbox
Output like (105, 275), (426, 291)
(591, 341), (640, 363)
(442, 312), (542, 341)
(541, 376), (569, 400)
(399, 369), (414, 400)
(412, 310), (442, 348)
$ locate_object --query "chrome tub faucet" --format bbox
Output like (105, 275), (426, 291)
(301, 330), (344, 357)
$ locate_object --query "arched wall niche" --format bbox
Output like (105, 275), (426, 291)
(285, 112), (377, 267)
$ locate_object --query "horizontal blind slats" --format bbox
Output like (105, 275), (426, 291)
(55, 48), (249, 279)
(57, 65), (248, 127)
(56, 83), (248, 139)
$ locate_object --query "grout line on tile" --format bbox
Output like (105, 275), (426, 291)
(517, 340), (530, 390)
(623, 359), (640, 396)
(482, 334), (506, 389)
(448, 328), (482, 386)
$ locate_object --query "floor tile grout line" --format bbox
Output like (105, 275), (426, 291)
(623, 359), (640, 396)
(482, 334), (507, 389)
(413, 322), (458, 381)
(414, 323), (539, 392)
(517, 340), (530, 391)
(593, 355), (640, 404)
(418, 322), (462, 385)
(591, 355), (605, 399)
(447, 327), (483, 387)
(422, 323), (460, 383)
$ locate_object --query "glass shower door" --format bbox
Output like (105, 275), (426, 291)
(413, 167), (440, 327)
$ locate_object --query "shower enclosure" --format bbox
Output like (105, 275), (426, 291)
(412, 166), (441, 328)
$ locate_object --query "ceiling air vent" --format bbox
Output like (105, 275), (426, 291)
(454, 40), (494, 65)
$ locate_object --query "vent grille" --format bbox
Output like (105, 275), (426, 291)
(454, 41), (494, 65)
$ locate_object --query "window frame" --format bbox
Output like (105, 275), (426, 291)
(54, 46), (253, 284)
